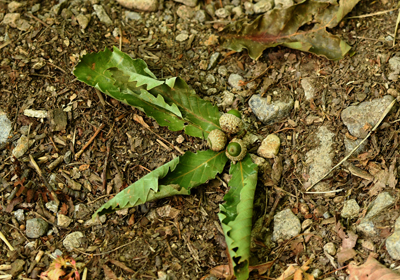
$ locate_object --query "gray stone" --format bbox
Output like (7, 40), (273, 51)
(207, 52), (221, 70)
(232, 6), (243, 17)
(253, 0), (274, 13)
(14, 209), (25, 222)
(0, 111), (11, 144)
(8, 1), (23, 13)
(176, 5), (193, 19)
(386, 227), (400, 259)
(272, 209), (301, 241)
(301, 77), (317, 101)
(2, 13), (20, 28)
(358, 220), (377, 236)
(176, 33), (189, 42)
(206, 74), (216, 84)
(219, 90), (234, 107)
(310, 269), (323, 278)
(45, 200), (59, 213)
(84, 215), (106, 226)
(117, 0), (158, 11)
(51, 0), (68, 15)
(324, 242), (336, 255)
(76, 14), (90, 30)
(57, 214), (73, 228)
(93, 4), (112, 26)
(193, 10), (206, 22)
(218, 66), (228, 76)
(31, 3), (40, 13)
(341, 199), (360, 219)
(215, 8), (230, 18)
(173, 0), (198, 7)
(249, 94), (294, 124)
(257, 134), (280, 159)
(63, 231), (84, 252)
(26, 218), (49, 238)
(244, 2), (254, 14)
(344, 137), (367, 156)
(74, 204), (90, 220)
(304, 126), (335, 187)
(125, 11), (142, 22)
(389, 57), (400, 73)
(341, 95), (394, 138)
(12, 135), (29, 158)
(228, 74), (244, 90)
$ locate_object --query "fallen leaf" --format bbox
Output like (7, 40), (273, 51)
(102, 264), (118, 280)
(348, 255), (400, 280)
(342, 231), (358, 250)
(107, 260), (134, 273)
(337, 248), (357, 263)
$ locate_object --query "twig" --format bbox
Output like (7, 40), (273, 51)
(305, 188), (344, 194)
(239, 66), (273, 87)
(264, 191), (281, 228)
(0, 231), (15, 251)
(95, 89), (106, 107)
(346, 7), (398, 19)
(75, 123), (105, 159)
(102, 138), (113, 192)
(29, 155), (60, 205)
(47, 61), (67, 74)
(306, 99), (396, 191)
(393, 9), (400, 46)
(73, 239), (139, 256)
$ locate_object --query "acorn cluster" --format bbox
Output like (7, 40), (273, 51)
(207, 109), (247, 162)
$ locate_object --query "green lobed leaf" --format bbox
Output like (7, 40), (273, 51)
(218, 155), (258, 280)
(160, 149), (228, 190)
(221, 0), (360, 60)
(94, 150), (228, 217)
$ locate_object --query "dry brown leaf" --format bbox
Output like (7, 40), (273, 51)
(248, 260), (275, 275)
(348, 255), (400, 280)
(342, 231), (358, 250)
(209, 265), (231, 278)
(337, 248), (357, 263)
(102, 264), (118, 280)
(107, 260), (134, 273)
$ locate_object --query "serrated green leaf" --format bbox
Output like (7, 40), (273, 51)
(218, 155), (258, 280)
(160, 150), (228, 190)
(95, 150), (228, 218)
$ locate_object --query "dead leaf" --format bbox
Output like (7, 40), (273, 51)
(348, 255), (400, 280)
(342, 231), (358, 250)
(248, 260), (275, 275)
(60, 203), (69, 215)
(209, 265), (231, 278)
(107, 260), (134, 273)
(337, 248), (357, 263)
(102, 264), (118, 280)
(221, 0), (360, 60)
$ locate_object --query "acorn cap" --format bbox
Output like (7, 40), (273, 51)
(219, 112), (243, 134)
(226, 138), (247, 162)
(207, 129), (227, 152)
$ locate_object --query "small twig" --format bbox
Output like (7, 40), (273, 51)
(305, 188), (344, 194)
(306, 99), (396, 191)
(29, 155), (60, 205)
(346, 7), (398, 19)
(73, 239), (139, 256)
(47, 61), (67, 74)
(95, 89), (106, 107)
(239, 66), (273, 87)
(75, 123), (105, 160)
(48, 135), (59, 152)
(393, 8), (400, 46)
(0, 231), (15, 251)
(102, 138), (113, 192)
(264, 191), (281, 228)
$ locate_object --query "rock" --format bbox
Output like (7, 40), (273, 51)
(125, 11), (142, 22)
(0, 111), (11, 144)
(46, 200), (59, 213)
(93, 4), (112, 26)
(193, 10), (206, 22)
(232, 6), (243, 17)
(24, 109), (48, 118)
(64, 151), (73, 164)
(74, 204), (90, 219)
(215, 8), (230, 18)
(117, 0), (158, 12)
(344, 137), (367, 156)
(14, 209), (25, 222)
(310, 269), (323, 278)
(301, 77), (317, 101)
(12, 135), (29, 158)
(304, 126), (335, 189)
(253, 0), (274, 14)
(76, 14), (90, 30)
(173, 0), (198, 7)
(84, 215), (106, 226)
(26, 218), (49, 238)
(7, 259), (25, 277)
(244, 1), (254, 14)
(389, 57), (400, 73)
(31, 3), (40, 13)
(357, 192), (395, 236)
(218, 66), (228, 76)
(63, 231), (84, 252)
(275, 0), (294, 8)
(207, 52), (221, 70)
(8, 1), (23, 13)
(257, 134), (280, 159)
(219, 90), (234, 107)
(249, 94), (294, 124)
(176, 5), (193, 19)
(228, 74), (244, 90)
(51, 0), (68, 15)
(49, 108), (67, 132)
(2, 13), (20, 28)
(323, 242), (336, 255)
(341, 199), (360, 219)
(57, 214), (73, 227)
(272, 209), (301, 241)
(176, 33), (189, 42)
(386, 216), (400, 259)
(341, 95), (394, 138)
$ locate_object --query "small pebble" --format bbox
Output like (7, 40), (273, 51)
(323, 242), (336, 255)
(257, 134), (280, 159)
(215, 8), (230, 18)
(176, 33), (189, 42)
(228, 74), (244, 90)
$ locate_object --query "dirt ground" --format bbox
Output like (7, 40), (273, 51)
(1, 0), (400, 279)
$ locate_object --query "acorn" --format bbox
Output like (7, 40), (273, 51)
(226, 138), (247, 162)
(219, 109), (243, 135)
(207, 129), (227, 151)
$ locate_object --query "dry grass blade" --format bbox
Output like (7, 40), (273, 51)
(393, 8), (400, 47)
